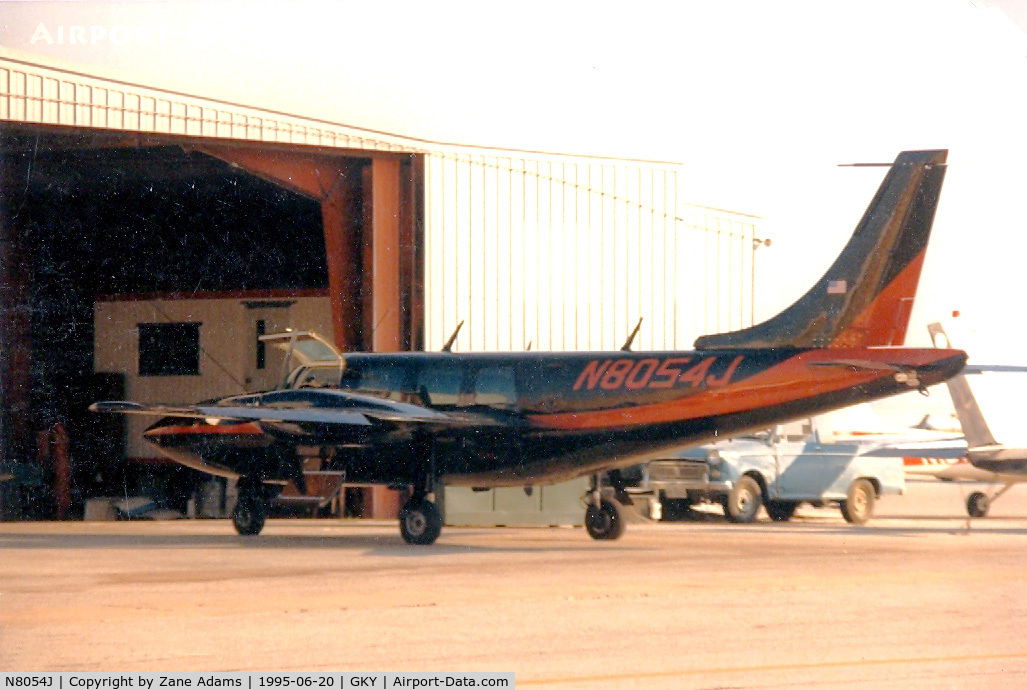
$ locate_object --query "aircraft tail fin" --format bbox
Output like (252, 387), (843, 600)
(927, 322), (999, 448)
(696, 150), (947, 350)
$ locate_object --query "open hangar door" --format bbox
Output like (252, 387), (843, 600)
(0, 125), (423, 520)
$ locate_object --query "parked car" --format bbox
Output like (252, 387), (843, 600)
(628, 419), (905, 525)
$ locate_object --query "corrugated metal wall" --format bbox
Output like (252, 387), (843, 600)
(424, 151), (759, 352)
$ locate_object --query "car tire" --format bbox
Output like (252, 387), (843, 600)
(725, 475), (763, 523)
(840, 479), (875, 525)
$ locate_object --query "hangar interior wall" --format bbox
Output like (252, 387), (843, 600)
(424, 152), (759, 353)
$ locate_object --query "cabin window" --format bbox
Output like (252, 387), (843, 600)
(416, 367), (463, 406)
(137, 322), (201, 376)
(339, 364), (410, 401)
(474, 367), (517, 407)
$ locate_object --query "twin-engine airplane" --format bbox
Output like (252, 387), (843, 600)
(92, 149), (967, 545)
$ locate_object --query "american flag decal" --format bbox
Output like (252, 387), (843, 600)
(827, 279), (847, 295)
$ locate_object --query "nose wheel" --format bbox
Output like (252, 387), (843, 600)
(232, 476), (270, 536)
(585, 498), (625, 540)
(966, 482), (1015, 518)
(583, 472), (627, 540)
(232, 492), (268, 535)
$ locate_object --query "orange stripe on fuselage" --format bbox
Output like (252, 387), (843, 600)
(528, 348), (955, 431)
(831, 249), (926, 347)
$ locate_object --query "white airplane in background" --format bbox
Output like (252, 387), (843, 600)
(922, 323), (1027, 517)
(808, 403), (979, 482)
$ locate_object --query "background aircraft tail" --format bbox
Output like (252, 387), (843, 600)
(696, 149), (948, 350)
(927, 322), (999, 448)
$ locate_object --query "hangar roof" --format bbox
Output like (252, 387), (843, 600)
(0, 46), (684, 168)
(0, 47), (427, 155)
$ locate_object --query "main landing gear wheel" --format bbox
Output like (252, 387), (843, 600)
(232, 494), (267, 536)
(840, 478), (876, 525)
(967, 491), (990, 518)
(725, 475), (763, 523)
(399, 498), (443, 545)
(585, 498), (625, 540)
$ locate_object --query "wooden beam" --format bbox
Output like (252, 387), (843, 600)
(368, 157), (402, 353)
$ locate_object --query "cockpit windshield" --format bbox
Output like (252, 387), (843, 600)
(257, 330), (345, 389)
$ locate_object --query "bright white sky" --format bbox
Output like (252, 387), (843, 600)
(3, 0), (1027, 430)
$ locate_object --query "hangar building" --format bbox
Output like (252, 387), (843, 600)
(0, 49), (761, 520)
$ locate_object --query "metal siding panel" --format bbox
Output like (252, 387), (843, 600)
(537, 160), (553, 350)
(549, 161), (566, 351)
(505, 158), (524, 351)
(468, 156), (486, 350)
(417, 152), (756, 352)
(561, 163), (578, 350)
(0, 69), (9, 120)
(581, 164), (598, 350)
(108, 90), (124, 130)
(649, 169), (666, 351)
(42, 77), (57, 122)
(521, 159), (539, 351)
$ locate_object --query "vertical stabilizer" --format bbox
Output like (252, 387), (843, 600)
(927, 322), (999, 448)
(696, 150), (947, 350)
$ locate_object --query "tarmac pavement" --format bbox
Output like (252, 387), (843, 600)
(1, 479), (1026, 688)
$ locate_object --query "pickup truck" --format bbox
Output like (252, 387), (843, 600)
(630, 420), (905, 525)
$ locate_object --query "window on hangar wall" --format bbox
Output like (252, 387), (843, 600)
(138, 322), (201, 376)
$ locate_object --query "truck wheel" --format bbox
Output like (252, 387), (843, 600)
(725, 476), (762, 523)
(765, 501), (798, 522)
(585, 498), (625, 540)
(840, 479), (875, 525)
(966, 491), (990, 518)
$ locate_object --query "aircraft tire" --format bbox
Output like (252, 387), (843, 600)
(966, 491), (990, 518)
(232, 495), (267, 536)
(585, 498), (625, 540)
(765, 500), (798, 522)
(399, 498), (443, 545)
(840, 479), (876, 525)
(725, 475), (763, 523)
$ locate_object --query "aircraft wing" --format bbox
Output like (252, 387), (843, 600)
(90, 394), (449, 426)
(861, 438), (967, 459)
